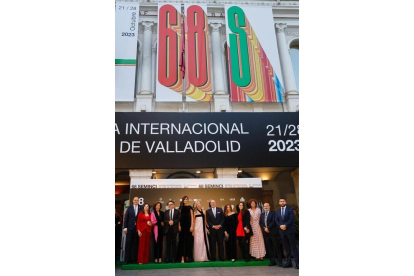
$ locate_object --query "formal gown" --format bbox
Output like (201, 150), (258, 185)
(193, 211), (210, 262)
(177, 205), (193, 260)
(224, 213), (237, 260)
(248, 208), (266, 258)
(151, 211), (164, 260)
(137, 213), (153, 264)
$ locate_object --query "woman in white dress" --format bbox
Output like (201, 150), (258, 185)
(248, 199), (266, 260)
(192, 201), (210, 262)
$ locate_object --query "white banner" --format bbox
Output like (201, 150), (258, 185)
(156, 3), (184, 102)
(224, 5), (285, 102)
(130, 178), (263, 189)
(115, 2), (139, 102)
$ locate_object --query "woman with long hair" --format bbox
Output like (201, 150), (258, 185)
(248, 199), (266, 260)
(151, 201), (164, 263)
(192, 200), (210, 262)
(137, 203), (153, 264)
(177, 196), (194, 263)
(236, 202), (253, 262)
(224, 204), (237, 262)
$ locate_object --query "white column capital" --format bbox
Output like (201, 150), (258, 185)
(142, 21), (154, 31)
(215, 168), (238, 178)
(210, 23), (222, 32)
(275, 23), (287, 33)
(129, 169), (153, 179)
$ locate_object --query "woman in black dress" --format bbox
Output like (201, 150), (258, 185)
(224, 204), (237, 262)
(151, 201), (164, 263)
(177, 195), (194, 263)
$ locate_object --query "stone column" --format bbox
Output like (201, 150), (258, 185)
(291, 168), (299, 207)
(130, 169), (153, 179)
(215, 168), (238, 178)
(210, 23), (226, 95)
(139, 21), (154, 95)
(135, 21), (154, 112)
(275, 23), (299, 112)
(210, 23), (231, 112)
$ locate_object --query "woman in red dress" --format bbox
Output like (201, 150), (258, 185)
(137, 203), (153, 264)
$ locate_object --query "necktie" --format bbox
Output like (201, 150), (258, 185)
(213, 208), (216, 218)
(265, 212), (268, 228)
(282, 208), (285, 220)
(170, 210), (172, 220)
(134, 206), (137, 216)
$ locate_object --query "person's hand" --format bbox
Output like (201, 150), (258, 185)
(118, 221), (121, 224)
(179, 225), (181, 232)
(225, 232), (229, 239)
(280, 225), (287, 231)
(138, 230), (142, 237)
(190, 227), (194, 233)
(217, 225), (222, 229)
(123, 229), (128, 234)
(161, 222), (164, 226)
(169, 220), (173, 226)
(265, 228), (270, 233)
(147, 221), (152, 226)
(192, 231), (195, 237)
(206, 229), (210, 235)
(245, 228), (250, 233)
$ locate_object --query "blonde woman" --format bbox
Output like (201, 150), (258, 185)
(192, 201), (210, 262)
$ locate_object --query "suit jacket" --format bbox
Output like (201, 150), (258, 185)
(206, 207), (225, 230)
(274, 206), (296, 234)
(259, 211), (278, 236)
(123, 205), (141, 231)
(235, 210), (253, 238)
(164, 208), (181, 233)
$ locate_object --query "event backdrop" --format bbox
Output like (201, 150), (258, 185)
(225, 5), (284, 103)
(129, 178), (263, 212)
(115, 2), (140, 101)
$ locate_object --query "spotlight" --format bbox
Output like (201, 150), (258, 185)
(196, 170), (201, 174)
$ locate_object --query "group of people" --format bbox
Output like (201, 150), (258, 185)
(120, 196), (299, 269)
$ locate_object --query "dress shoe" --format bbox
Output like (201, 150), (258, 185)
(295, 264), (299, 269)
(245, 259), (250, 262)
(220, 258), (225, 261)
(123, 261), (129, 265)
(283, 262), (292, 268)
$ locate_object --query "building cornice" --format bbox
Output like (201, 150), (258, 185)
(119, 0), (299, 8)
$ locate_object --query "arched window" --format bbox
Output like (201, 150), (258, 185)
(289, 39), (299, 92)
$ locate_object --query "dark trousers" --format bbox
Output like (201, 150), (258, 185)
(165, 229), (177, 262)
(264, 234), (283, 265)
(225, 234), (237, 260)
(124, 229), (139, 263)
(281, 232), (299, 265)
(152, 233), (164, 260)
(210, 228), (224, 260)
(237, 236), (251, 261)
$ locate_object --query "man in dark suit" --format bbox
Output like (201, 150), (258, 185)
(123, 197), (141, 264)
(164, 200), (181, 263)
(206, 199), (225, 261)
(260, 202), (283, 267)
(274, 198), (299, 269)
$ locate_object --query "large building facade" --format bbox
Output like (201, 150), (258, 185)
(115, 0), (299, 215)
